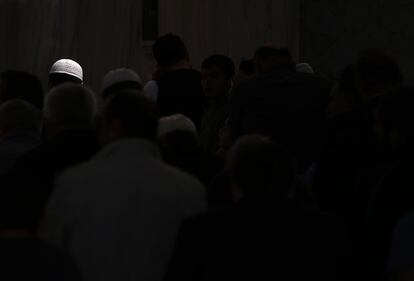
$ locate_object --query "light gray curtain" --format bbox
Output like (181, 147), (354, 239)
(1, 0), (299, 92)
(1, 0), (143, 92)
(159, 0), (300, 70)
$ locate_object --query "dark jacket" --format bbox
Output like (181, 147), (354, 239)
(165, 197), (352, 281)
(228, 70), (330, 172)
(2, 129), (99, 225)
(199, 94), (229, 154)
(156, 69), (204, 128)
(0, 237), (81, 281)
(365, 146), (414, 279)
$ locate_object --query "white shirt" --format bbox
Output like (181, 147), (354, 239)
(40, 139), (206, 281)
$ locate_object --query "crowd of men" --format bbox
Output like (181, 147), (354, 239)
(0, 33), (414, 281)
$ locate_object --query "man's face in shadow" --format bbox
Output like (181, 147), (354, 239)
(202, 66), (231, 97)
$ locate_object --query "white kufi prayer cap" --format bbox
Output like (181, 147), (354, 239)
(49, 59), (83, 81)
(101, 68), (142, 93)
(157, 114), (197, 138)
(296, 63), (314, 74)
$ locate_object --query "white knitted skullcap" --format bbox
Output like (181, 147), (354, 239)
(296, 63), (314, 74)
(101, 68), (142, 93)
(49, 59), (83, 81)
(157, 114), (197, 138)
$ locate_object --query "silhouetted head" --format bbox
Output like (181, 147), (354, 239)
(0, 70), (44, 109)
(201, 54), (235, 97)
(49, 59), (83, 90)
(101, 68), (143, 101)
(253, 46), (294, 74)
(376, 86), (414, 152)
(100, 90), (158, 145)
(43, 83), (97, 140)
(0, 99), (41, 139)
(152, 33), (190, 71)
(233, 59), (255, 86)
(157, 114), (200, 168)
(356, 49), (404, 100)
(227, 135), (295, 201)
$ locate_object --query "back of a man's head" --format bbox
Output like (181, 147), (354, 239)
(227, 135), (295, 199)
(153, 33), (189, 68)
(44, 83), (97, 134)
(0, 70), (44, 109)
(102, 90), (158, 143)
(0, 99), (41, 137)
(357, 49), (404, 97)
(254, 46), (294, 74)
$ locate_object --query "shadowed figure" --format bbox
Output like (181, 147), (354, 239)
(40, 91), (206, 281)
(2, 83), (99, 224)
(148, 33), (204, 128)
(165, 135), (352, 281)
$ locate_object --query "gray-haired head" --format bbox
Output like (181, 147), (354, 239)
(43, 83), (97, 133)
(0, 99), (41, 137)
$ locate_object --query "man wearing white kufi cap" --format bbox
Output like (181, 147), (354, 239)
(49, 59), (83, 90)
(296, 63), (315, 74)
(157, 113), (197, 138)
(101, 68), (143, 101)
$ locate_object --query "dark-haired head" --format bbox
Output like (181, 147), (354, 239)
(356, 49), (404, 99)
(153, 33), (190, 69)
(254, 46), (294, 74)
(201, 54), (235, 97)
(0, 99), (41, 139)
(202, 55), (235, 79)
(0, 70), (44, 109)
(101, 90), (158, 145)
